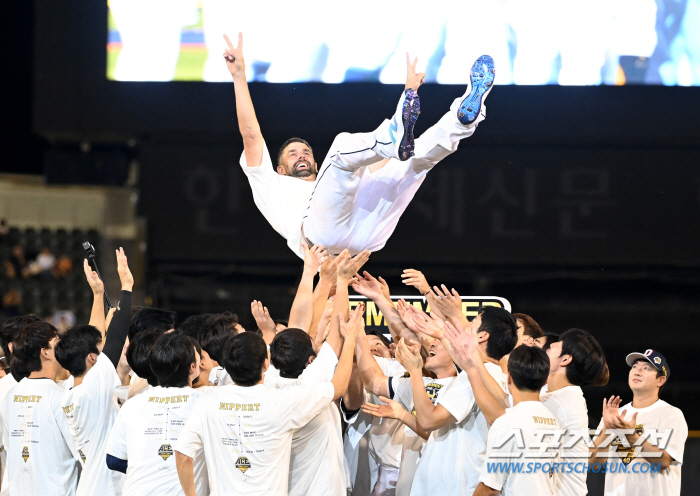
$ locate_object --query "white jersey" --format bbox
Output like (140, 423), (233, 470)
(265, 343), (345, 496)
(409, 362), (507, 496)
(599, 399), (687, 496)
(0, 377), (79, 496)
(480, 400), (561, 496)
(342, 357), (406, 495)
(240, 143), (314, 259)
(175, 381), (335, 496)
(106, 386), (206, 496)
(61, 353), (124, 496)
(0, 373), (17, 496)
(540, 385), (589, 496)
(390, 374), (457, 496)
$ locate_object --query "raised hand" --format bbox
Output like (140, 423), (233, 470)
(337, 250), (355, 280)
(396, 299), (421, 334)
(349, 250), (371, 276)
(377, 276), (392, 303)
(602, 396), (622, 429)
(406, 53), (426, 91)
(116, 247), (134, 291)
(443, 321), (479, 369)
(351, 271), (384, 301)
(83, 259), (104, 295)
(251, 300), (276, 335)
(223, 33), (246, 79)
(401, 268), (430, 295)
(362, 396), (407, 420)
(304, 244), (328, 274)
(320, 254), (340, 282)
(339, 303), (365, 341)
(429, 285), (468, 327)
(412, 309), (445, 340)
(395, 337), (423, 373)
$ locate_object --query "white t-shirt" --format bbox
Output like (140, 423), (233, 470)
(540, 385), (589, 496)
(390, 374), (457, 496)
(240, 143), (315, 259)
(0, 377), (79, 496)
(409, 362), (508, 496)
(106, 386), (206, 496)
(61, 353), (124, 496)
(599, 399), (687, 496)
(480, 401), (560, 496)
(265, 343), (345, 496)
(342, 357), (406, 495)
(175, 381), (334, 496)
(0, 373), (18, 496)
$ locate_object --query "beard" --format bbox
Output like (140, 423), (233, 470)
(290, 160), (314, 178)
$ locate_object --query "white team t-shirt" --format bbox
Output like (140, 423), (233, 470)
(265, 343), (345, 496)
(540, 384), (589, 496)
(599, 399), (687, 496)
(175, 381), (334, 496)
(0, 377), (79, 496)
(390, 374), (457, 496)
(480, 401), (560, 495)
(342, 357), (406, 495)
(409, 362), (508, 496)
(106, 386), (205, 496)
(240, 143), (315, 259)
(0, 373), (18, 496)
(61, 353), (124, 496)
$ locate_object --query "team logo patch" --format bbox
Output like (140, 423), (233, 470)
(79, 449), (86, 463)
(235, 456), (251, 473)
(654, 357), (661, 364)
(22, 446), (29, 462)
(158, 444), (173, 461)
(612, 424), (644, 465)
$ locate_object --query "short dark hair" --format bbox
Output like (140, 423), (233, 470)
(222, 332), (267, 387)
(270, 328), (315, 379)
(277, 138), (314, 167)
(177, 314), (214, 340)
(128, 307), (177, 341)
(512, 313), (544, 339)
(11, 321), (59, 380)
(54, 325), (102, 377)
(126, 329), (165, 386)
(478, 307), (518, 360)
(508, 344), (550, 392)
(366, 328), (392, 348)
(540, 333), (559, 351)
(200, 317), (235, 364)
(150, 333), (201, 388)
(559, 329), (609, 386)
(1, 315), (41, 366)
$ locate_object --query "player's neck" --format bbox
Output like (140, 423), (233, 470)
(511, 389), (541, 406)
(28, 365), (58, 381)
(631, 390), (659, 409)
(546, 370), (573, 393)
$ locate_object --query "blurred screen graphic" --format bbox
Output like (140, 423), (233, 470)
(106, 0), (700, 85)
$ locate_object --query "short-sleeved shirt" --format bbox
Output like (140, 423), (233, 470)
(61, 353), (124, 496)
(106, 386), (205, 496)
(480, 401), (560, 495)
(240, 143), (315, 259)
(0, 373), (18, 496)
(265, 343), (345, 496)
(0, 377), (80, 496)
(599, 399), (687, 496)
(540, 385), (589, 496)
(175, 382), (334, 496)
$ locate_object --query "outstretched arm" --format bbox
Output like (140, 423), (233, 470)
(102, 248), (134, 367)
(362, 395), (429, 440)
(288, 244), (327, 332)
(84, 259), (106, 338)
(224, 33), (264, 169)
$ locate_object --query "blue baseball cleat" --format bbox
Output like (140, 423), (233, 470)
(389, 88), (421, 161)
(457, 55), (495, 126)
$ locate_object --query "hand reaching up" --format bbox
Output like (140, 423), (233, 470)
(116, 247), (134, 291)
(303, 243), (328, 274)
(362, 396), (407, 421)
(223, 33), (246, 80)
(83, 259), (104, 294)
(405, 53), (426, 91)
(401, 268), (430, 295)
(429, 285), (468, 327)
(411, 309), (445, 340)
(443, 321), (480, 369)
(395, 337), (423, 373)
(339, 303), (365, 342)
(251, 300), (276, 335)
(351, 271), (384, 301)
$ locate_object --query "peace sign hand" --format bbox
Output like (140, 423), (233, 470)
(223, 32), (246, 79)
(405, 53), (426, 91)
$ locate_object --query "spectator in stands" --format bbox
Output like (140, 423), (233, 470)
(35, 246), (56, 279)
(53, 254), (73, 278)
(1, 288), (22, 318)
(8, 245), (28, 279)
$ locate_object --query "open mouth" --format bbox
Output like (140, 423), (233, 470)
(295, 161), (309, 170)
(428, 350), (436, 357)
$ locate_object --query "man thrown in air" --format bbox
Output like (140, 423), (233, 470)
(225, 33), (495, 258)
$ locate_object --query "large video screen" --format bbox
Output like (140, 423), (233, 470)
(107, 0), (699, 85)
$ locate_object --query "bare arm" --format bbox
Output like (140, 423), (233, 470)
(175, 452), (197, 496)
(224, 33), (264, 168)
(362, 395), (429, 440)
(331, 308), (363, 400)
(473, 482), (499, 496)
(251, 301), (277, 346)
(355, 326), (390, 398)
(308, 255), (338, 338)
(343, 361), (365, 412)
(288, 244), (326, 332)
(84, 259), (106, 338)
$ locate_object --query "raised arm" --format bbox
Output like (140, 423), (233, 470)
(355, 325), (391, 398)
(84, 259), (106, 338)
(251, 300), (277, 346)
(308, 256), (338, 339)
(224, 33), (264, 168)
(328, 251), (370, 356)
(330, 307), (364, 400)
(362, 395), (429, 440)
(288, 244), (327, 332)
(102, 248), (134, 367)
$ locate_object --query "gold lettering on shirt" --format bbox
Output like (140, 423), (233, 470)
(532, 416), (557, 426)
(147, 395), (190, 404)
(62, 403), (75, 414)
(219, 403), (261, 411)
(13, 395), (42, 403)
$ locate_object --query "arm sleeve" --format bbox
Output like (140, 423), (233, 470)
(289, 383), (335, 429)
(659, 408), (688, 465)
(84, 353), (121, 405)
(435, 372), (477, 422)
(478, 421), (511, 491)
(103, 290), (132, 367)
(388, 377), (414, 411)
(106, 454), (128, 473)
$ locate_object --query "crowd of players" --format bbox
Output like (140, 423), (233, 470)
(0, 246), (688, 496)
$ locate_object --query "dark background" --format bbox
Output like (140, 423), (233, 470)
(5, 0), (700, 471)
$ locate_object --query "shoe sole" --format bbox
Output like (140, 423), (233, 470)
(457, 55), (495, 125)
(390, 89), (421, 161)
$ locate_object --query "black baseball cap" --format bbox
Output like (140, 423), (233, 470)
(626, 349), (670, 380)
